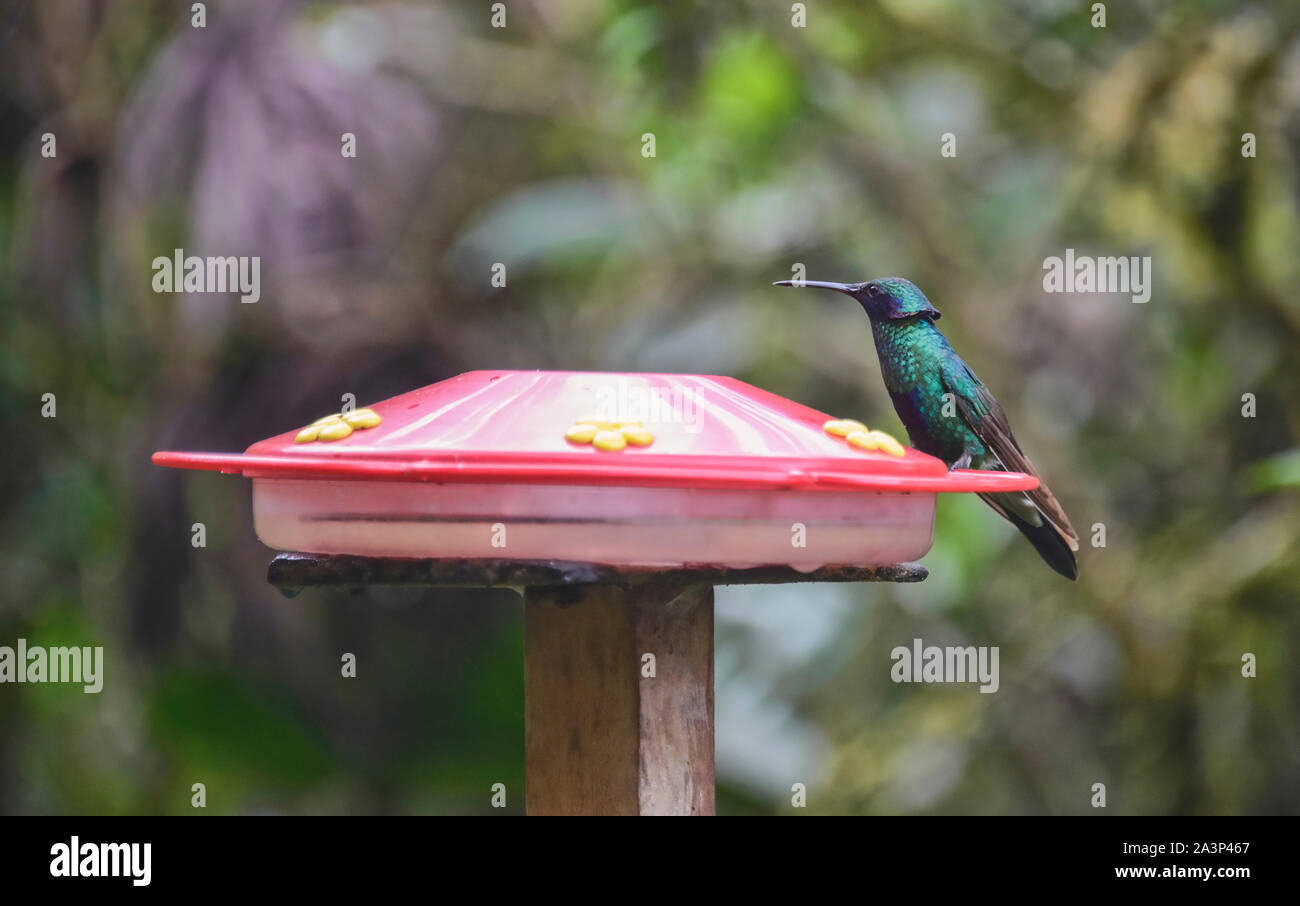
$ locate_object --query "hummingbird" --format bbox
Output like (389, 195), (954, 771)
(774, 276), (1079, 579)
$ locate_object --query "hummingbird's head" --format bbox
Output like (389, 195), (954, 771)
(772, 276), (941, 323)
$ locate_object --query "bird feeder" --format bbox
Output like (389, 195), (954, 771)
(153, 370), (1035, 815)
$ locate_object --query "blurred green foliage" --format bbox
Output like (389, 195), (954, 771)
(2, 0), (1299, 814)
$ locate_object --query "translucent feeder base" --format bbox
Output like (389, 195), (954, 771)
(252, 479), (937, 570)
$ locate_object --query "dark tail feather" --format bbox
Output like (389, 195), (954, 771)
(1001, 506), (1078, 580)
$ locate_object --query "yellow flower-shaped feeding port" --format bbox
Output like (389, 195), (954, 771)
(295, 408), (383, 443)
(822, 418), (905, 457)
(822, 418), (867, 437)
(565, 417), (654, 451)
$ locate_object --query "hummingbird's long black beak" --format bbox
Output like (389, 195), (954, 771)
(772, 280), (860, 296)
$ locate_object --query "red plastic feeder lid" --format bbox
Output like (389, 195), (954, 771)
(151, 370), (1037, 494)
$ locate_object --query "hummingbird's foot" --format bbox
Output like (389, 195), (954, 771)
(949, 451), (972, 471)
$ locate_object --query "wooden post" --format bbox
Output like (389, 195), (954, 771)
(267, 554), (927, 816)
(524, 583), (715, 816)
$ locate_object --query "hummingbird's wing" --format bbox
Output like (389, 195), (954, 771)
(941, 363), (1079, 551)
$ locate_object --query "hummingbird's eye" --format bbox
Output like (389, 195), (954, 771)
(866, 285), (882, 299)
